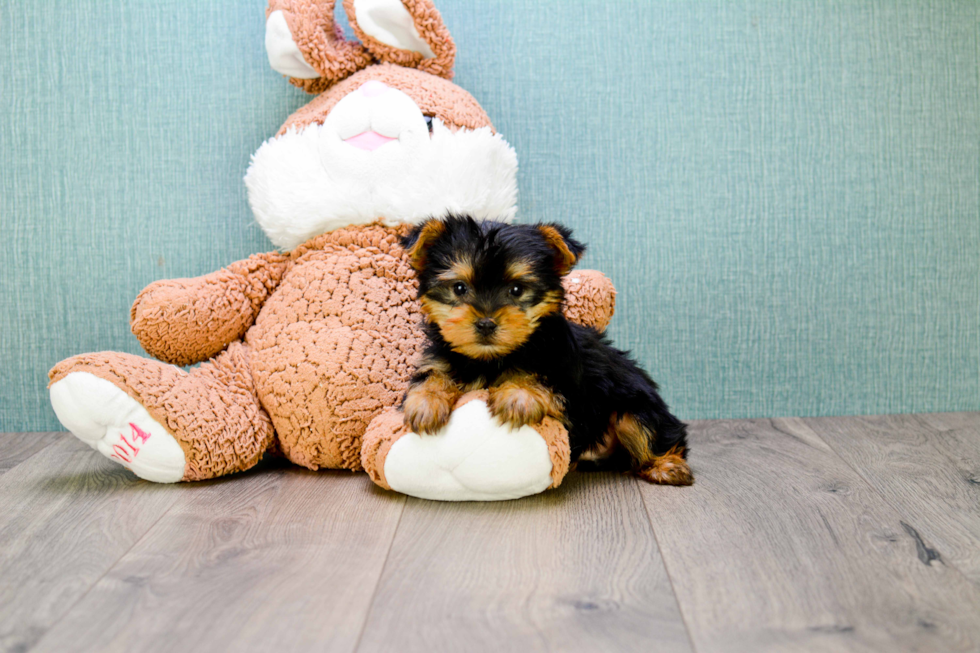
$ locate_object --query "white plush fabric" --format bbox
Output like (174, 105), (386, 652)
(353, 0), (436, 59)
(50, 372), (186, 483)
(383, 400), (555, 501)
(246, 45), (532, 502)
(245, 84), (518, 250)
(265, 11), (321, 79)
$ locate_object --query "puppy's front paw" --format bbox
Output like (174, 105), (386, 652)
(488, 383), (552, 429)
(403, 386), (455, 435)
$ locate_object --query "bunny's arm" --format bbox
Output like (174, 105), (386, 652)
(130, 252), (291, 367)
(562, 270), (617, 332)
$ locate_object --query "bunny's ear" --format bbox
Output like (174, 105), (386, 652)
(266, 0), (373, 94)
(343, 0), (456, 80)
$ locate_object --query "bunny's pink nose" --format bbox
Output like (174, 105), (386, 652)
(360, 81), (388, 98)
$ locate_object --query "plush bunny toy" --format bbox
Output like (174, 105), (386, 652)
(48, 0), (616, 501)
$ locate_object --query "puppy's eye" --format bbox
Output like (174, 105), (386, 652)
(509, 284), (524, 298)
(452, 282), (468, 296)
(423, 115), (434, 134)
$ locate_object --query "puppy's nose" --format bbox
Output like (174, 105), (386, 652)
(475, 318), (497, 337)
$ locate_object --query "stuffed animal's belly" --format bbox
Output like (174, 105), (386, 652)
(246, 241), (424, 470)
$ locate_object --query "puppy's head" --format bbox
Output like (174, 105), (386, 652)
(402, 215), (585, 360)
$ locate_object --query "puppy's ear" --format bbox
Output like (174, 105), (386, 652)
(401, 219), (446, 271)
(538, 224), (586, 276)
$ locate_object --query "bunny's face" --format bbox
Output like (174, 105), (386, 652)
(245, 0), (517, 250)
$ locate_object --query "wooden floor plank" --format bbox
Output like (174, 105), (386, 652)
(356, 472), (692, 653)
(0, 437), (181, 653)
(799, 413), (980, 586)
(31, 463), (405, 653)
(0, 432), (63, 475)
(917, 413), (980, 484)
(640, 418), (980, 653)
(5, 414), (978, 653)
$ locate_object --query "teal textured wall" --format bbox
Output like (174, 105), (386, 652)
(1, 1), (978, 431)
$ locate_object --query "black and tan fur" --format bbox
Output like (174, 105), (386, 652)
(401, 215), (692, 486)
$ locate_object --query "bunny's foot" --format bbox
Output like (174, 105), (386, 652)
(50, 371), (185, 483)
(49, 343), (276, 482)
(362, 391), (570, 501)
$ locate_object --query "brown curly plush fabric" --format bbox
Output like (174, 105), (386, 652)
(267, 0), (374, 94)
(342, 0), (456, 80)
(269, 0), (456, 94)
(51, 223), (615, 480)
(246, 222), (422, 471)
(49, 2), (617, 494)
(360, 407), (407, 489)
(278, 64), (493, 136)
(534, 414), (572, 489)
(49, 343), (275, 481)
(562, 270), (617, 333)
(131, 252), (289, 367)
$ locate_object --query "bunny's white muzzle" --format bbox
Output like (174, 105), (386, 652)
(245, 81), (518, 250)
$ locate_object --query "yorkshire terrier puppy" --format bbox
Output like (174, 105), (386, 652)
(400, 215), (693, 486)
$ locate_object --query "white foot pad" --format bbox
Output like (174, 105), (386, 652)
(383, 399), (554, 501)
(50, 372), (186, 483)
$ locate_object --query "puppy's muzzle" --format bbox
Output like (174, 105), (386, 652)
(475, 318), (498, 338)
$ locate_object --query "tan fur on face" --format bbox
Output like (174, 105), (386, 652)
(469, 290), (563, 359)
(505, 261), (538, 285)
(403, 367), (460, 435)
(524, 290), (563, 325)
(420, 298), (513, 360)
(488, 371), (565, 429)
(489, 305), (535, 357)
(436, 258), (474, 285)
(421, 298), (495, 359)
(421, 287), (564, 360)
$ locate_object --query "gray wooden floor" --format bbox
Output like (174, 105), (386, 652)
(2, 414), (980, 653)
